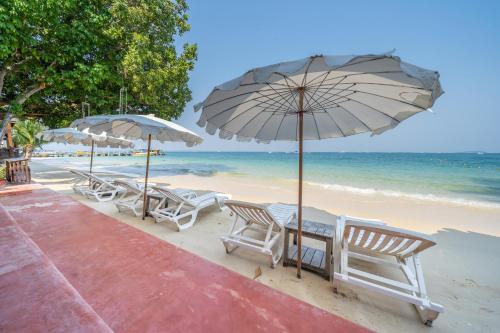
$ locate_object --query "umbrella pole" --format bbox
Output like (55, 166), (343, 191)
(297, 88), (305, 279)
(142, 134), (152, 220)
(88, 139), (95, 188)
(90, 139), (95, 173)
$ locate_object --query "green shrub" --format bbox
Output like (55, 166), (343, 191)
(0, 165), (6, 180)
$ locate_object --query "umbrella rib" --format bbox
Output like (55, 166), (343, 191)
(274, 72), (301, 87)
(303, 89), (323, 139)
(201, 86), (290, 109)
(308, 81), (355, 111)
(340, 97), (401, 124)
(321, 88), (429, 111)
(274, 76), (299, 111)
(204, 89), (292, 122)
(304, 56), (389, 86)
(304, 90), (346, 137)
(253, 111), (280, 140)
(273, 112), (290, 141)
(252, 89), (299, 139)
(271, 73), (299, 110)
(308, 91), (356, 110)
(306, 80), (427, 91)
(220, 89), (291, 134)
(303, 71), (337, 111)
(215, 96), (288, 132)
(310, 90), (403, 123)
(300, 57), (315, 87)
(303, 68), (332, 88)
(234, 106), (279, 140)
(254, 90), (296, 110)
(336, 105), (373, 132)
(237, 81), (296, 89)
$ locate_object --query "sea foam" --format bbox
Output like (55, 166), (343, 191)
(306, 181), (500, 209)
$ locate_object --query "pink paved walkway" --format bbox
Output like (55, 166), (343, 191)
(0, 186), (371, 332)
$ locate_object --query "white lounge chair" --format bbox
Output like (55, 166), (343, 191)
(68, 169), (94, 195)
(113, 179), (150, 217)
(221, 200), (296, 268)
(81, 173), (123, 202)
(149, 186), (231, 231)
(332, 215), (444, 326)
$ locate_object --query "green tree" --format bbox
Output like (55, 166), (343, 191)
(12, 119), (47, 158)
(0, 0), (196, 127)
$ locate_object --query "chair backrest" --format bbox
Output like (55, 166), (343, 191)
(113, 179), (142, 195)
(224, 200), (279, 230)
(340, 216), (436, 259)
(68, 169), (88, 178)
(152, 186), (191, 206)
(87, 173), (115, 188)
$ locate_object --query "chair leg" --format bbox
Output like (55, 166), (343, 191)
(332, 279), (341, 294)
(222, 240), (239, 254)
(176, 210), (198, 231)
(270, 232), (284, 268)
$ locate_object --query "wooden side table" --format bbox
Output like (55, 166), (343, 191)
(145, 192), (165, 216)
(283, 219), (334, 280)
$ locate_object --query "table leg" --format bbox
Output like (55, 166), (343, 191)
(325, 238), (332, 280)
(283, 230), (290, 267)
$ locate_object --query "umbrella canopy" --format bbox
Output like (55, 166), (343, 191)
(41, 127), (134, 173)
(71, 114), (203, 146)
(195, 53), (443, 278)
(70, 114), (203, 219)
(41, 128), (133, 148)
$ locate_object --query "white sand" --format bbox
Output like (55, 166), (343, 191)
(30, 161), (500, 332)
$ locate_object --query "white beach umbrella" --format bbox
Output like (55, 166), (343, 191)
(195, 52), (443, 278)
(41, 127), (134, 172)
(71, 114), (203, 219)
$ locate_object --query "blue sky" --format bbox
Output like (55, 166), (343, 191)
(46, 0), (500, 153)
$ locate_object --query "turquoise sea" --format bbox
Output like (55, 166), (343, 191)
(38, 152), (500, 209)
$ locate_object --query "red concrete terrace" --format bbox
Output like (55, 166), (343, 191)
(0, 185), (371, 332)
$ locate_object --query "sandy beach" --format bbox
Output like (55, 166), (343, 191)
(30, 160), (500, 333)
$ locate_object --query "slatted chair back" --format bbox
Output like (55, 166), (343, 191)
(224, 200), (279, 230)
(87, 173), (115, 188)
(69, 169), (89, 179)
(153, 186), (194, 207)
(113, 179), (142, 195)
(341, 217), (436, 259)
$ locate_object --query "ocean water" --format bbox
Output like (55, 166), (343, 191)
(36, 152), (500, 209)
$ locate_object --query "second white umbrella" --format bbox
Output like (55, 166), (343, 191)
(71, 114), (203, 219)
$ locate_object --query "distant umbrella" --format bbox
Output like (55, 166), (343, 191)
(195, 52), (443, 278)
(40, 127), (133, 173)
(71, 114), (203, 219)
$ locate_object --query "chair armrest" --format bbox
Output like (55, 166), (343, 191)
(344, 215), (386, 226)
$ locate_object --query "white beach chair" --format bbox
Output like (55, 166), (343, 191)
(332, 215), (444, 326)
(68, 169), (94, 195)
(149, 186), (231, 231)
(113, 179), (150, 217)
(81, 173), (124, 202)
(221, 200), (297, 268)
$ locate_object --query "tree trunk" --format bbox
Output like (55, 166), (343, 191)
(0, 69), (6, 98)
(15, 83), (46, 106)
(1, 57), (33, 99)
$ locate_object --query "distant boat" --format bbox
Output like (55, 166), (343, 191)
(131, 149), (163, 157)
(75, 150), (91, 157)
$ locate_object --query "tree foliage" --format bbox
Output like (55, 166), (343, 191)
(0, 0), (197, 128)
(12, 119), (47, 158)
